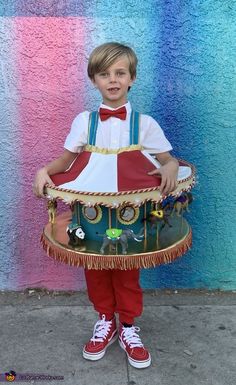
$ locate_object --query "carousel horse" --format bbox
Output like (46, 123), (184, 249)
(172, 192), (193, 217)
(47, 200), (57, 224)
(142, 205), (172, 232)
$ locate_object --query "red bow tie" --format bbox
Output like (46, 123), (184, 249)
(99, 106), (127, 121)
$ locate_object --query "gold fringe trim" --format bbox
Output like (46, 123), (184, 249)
(41, 228), (192, 270)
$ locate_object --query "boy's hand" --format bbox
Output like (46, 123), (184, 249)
(148, 157), (178, 196)
(33, 167), (55, 198)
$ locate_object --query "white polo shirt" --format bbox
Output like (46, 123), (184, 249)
(64, 101), (173, 154)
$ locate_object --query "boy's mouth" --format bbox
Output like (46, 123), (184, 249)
(107, 87), (120, 92)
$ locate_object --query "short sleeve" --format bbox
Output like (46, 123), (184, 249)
(139, 115), (173, 154)
(64, 111), (90, 153)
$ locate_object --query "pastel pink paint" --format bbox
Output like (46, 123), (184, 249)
(14, 17), (90, 290)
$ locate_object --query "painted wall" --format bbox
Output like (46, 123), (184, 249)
(0, 1), (235, 291)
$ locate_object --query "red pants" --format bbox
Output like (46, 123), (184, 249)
(84, 268), (143, 324)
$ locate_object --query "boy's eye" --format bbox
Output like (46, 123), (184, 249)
(98, 71), (126, 77)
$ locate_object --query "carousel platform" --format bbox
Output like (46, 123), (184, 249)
(41, 158), (195, 270)
(42, 211), (192, 270)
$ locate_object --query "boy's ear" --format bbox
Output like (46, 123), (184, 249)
(90, 77), (97, 87)
(129, 76), (136, 87)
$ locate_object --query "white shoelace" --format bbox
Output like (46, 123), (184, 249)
(90, 315), (112, 343)
(121, 326), (144, 348)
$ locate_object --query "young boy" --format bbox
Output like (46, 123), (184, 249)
(33, 42), (178, 369)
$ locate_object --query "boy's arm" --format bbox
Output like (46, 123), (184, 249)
(148, 152), (179, 196)
(33, 149), (78, 198)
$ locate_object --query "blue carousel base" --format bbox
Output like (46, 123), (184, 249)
(41, 212), (192, 270)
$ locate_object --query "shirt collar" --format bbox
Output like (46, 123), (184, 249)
(99, 101), (132, 113)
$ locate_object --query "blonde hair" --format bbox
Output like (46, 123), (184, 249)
(87, 42), (138, 80)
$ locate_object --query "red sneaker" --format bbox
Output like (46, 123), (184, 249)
(119, 324), (151, 369)
(83, 315), (118, 361)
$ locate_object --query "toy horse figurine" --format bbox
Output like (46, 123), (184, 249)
(172, 192), (193, 217)
(149, 209), (172, 230)
(47, 200), (57, 224)
(142, 207), (172, 249)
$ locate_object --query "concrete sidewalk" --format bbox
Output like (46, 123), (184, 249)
(0, 290), (235, 385)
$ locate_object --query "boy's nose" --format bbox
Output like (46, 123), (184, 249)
(109, 73), (117, 82)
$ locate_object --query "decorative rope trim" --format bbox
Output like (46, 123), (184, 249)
(41, 228), (192, 270)
(45, 160), (195, 207)
(45, 180), (195, 208)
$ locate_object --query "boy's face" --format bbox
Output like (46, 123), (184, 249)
(92, 56), (135, 108)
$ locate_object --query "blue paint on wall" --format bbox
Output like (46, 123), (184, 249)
(141, 1), (236, 289)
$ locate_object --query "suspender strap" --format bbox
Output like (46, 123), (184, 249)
(88, 110), (140, 146)
(88, 111), (99, 146)
(129, 111), (140, 145)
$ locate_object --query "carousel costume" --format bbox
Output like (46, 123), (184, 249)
(42, 102), (195, 271)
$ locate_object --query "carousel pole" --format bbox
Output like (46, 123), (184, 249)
(115, 208), (118, 254)
(155, 202), (159, 249)
(144, 201), (147, 252)
(180, 210), (184, 234)
(108, 207), (112, 254)
(156, 223), (159, 249)
(76, 203), (80, 225)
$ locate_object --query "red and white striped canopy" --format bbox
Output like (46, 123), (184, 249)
(51, 148), (192, 194)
